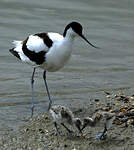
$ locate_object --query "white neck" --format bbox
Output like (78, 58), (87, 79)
(61, 28), (75, 52)
(64, 28), (76, 42)
(44, 29), (76, 72)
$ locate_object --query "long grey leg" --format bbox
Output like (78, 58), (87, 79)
(43, 71), (52, 110)
(61, 123), (73, 134)
(54, 122), (62, 135)
(31, 68), (36, 117)
(95, 125), (107, 140)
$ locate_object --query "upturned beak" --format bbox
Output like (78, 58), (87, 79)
(80, 34), (99, 49)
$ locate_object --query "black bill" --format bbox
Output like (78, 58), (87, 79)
(81, 34), (99, 49)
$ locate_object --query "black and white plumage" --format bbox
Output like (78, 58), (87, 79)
(81, 111), (116, 140)
(49, 105), (82, 135)
(9, 21), (98, 117)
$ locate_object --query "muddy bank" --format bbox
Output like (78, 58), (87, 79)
(1, 92), (134, 150)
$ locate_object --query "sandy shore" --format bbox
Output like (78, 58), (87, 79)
(1, 92), (134, 150)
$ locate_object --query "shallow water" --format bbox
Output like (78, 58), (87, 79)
(0, 0), (134, 131)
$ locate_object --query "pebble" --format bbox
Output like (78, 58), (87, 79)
(94, 99), (100, 102)
(106, 95), (111, 98)
(117, 112), (124, 118)
(130, 109), (134, 112)
(127, 119), (134, 125)
(128, 97), (134, 101)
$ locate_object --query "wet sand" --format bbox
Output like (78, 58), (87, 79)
(1, 91), (134, 150)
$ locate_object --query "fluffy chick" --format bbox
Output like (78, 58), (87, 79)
(82, 111), (116, 140)
(49, 105), (82, 135)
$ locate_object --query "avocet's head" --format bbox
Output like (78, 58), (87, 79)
(63, 21), (98, 48)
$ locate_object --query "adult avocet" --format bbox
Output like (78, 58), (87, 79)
(9, 21), (98, 117)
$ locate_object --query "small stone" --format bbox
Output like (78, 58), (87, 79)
(114, 119), (122, 125)
(127, 119), (134, 125)
(64, 144), (68, 148)
(95, 113), (102, 120)
(106, 95), (111, 98)
(125, 136), (131, 139)
(115, 102), (121, 106)
(130, 109), (134, 112)
(120, 108), (127, 113)
(42, 114), (48, 119)
(124, 105), (129, 109)
(109, 109), (115, 113)
(128, 97), (134, 101)
(117, 112), (124, 118)
(94, 99), (100, 102)
(12, 138), (16, 142)
(102, 106), (110, 111)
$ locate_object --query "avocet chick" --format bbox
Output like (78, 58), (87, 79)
(49, 105), (82, 135)
(81, 111), (116, 140)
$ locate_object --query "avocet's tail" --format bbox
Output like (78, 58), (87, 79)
(12, 40), (22, 47)
(9, 40), (34, 64)
(9, 48), (21, 60)
(9, 40), (23, 60)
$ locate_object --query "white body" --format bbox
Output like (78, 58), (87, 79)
(12, 30), (75, 72)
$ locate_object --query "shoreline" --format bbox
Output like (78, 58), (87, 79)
(1, 92), (134, 150)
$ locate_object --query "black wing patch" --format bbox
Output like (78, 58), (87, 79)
(9, 48), (21, 60)
(34, 33), (53, 48)
(22, 37), (46, 65)
(22, 33), (53, 65)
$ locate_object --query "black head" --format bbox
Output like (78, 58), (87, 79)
(63, 21), (99, 49)
(63, 22), (83, 37)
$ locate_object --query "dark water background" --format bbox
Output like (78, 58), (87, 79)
(0, 0), (134, 131)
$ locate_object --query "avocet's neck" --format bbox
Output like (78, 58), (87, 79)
(44, 29), (76, 72)
(63, 28), (76, 43)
